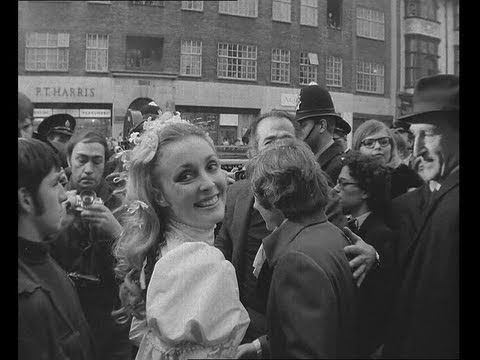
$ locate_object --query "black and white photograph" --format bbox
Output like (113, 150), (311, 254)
(18, 0), (460, 359)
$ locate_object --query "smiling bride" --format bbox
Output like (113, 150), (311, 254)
(112, 113), (250, 359)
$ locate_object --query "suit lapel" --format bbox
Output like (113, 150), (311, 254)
(231, 183), (255, 269)
(403, 171), (459, 266)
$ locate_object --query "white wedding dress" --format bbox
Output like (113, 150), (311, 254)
(129, 220), (250, 359)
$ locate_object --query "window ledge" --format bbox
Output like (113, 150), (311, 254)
(217, 77), (257, 82)
(356, 90), (385, 96)
(111, 70), (177, 79)
(181, 9), (203, 12)
(218, 13), (257, 19)
(326, 84), (343, 88)
(179, 74), (202, 78)
(300, 23), (318, 28)
(25, 69), (69, 73)
(404, 16), (440, 24)
(85, 70), (110, 74)
(272, 19), (292, 24)
(356, 35), (385, 42)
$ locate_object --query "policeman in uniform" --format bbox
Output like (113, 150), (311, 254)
(37, 113), (76, 170)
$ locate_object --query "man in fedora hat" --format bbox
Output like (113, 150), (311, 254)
(343, 74), (459, 358)
(296, 83), (346, 184)
(37, 113), (76, 170)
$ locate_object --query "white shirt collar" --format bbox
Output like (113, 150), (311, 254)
(429, 180), (441, 192)
(355, 211), (372, 228)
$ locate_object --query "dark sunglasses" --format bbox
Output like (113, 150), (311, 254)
(360, 137), (391, 149)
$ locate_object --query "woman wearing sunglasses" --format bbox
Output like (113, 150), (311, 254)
(352, 119), (423, 198)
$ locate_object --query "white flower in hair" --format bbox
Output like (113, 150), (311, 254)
(142, 111), (189, 132)
(129, 132), (141, 145)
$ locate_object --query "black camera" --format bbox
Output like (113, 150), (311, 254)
(234, 169), (247, 181)
(70, 190), (104, 212)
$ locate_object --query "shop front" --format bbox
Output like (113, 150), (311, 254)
(18, 75), (114, 138)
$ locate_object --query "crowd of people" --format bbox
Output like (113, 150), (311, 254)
(18, 73), (459, 359)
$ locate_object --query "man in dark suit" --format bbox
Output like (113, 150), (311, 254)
(237, 138), (357, 358)
(344, 74), (460, 358)
(215, 110), (346, 344)
(382, 74), (459, 358)
(295, 83), (348, 184)
(334, 151), (395, 357)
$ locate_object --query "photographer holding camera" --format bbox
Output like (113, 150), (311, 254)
(50, 130), (131, 360)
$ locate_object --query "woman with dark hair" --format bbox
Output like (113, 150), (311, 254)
(334, 151), (395, 358)
(352, 119), (423, 198)
(112, 113), (249, 359)
(238, 137), (357, 358)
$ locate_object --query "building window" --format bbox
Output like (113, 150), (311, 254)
(454, 1), (459, 29)
(271, 48), (290, 84)
(405, 0), (437, 21)
(272, 0), (291, 22)
(356, 61), (384, 94)
(299, 52), (318, 85)
(326, 56), (342, 87)
(327, 0), (342, 29)
(405, 36), (439, 88)
(180, 40), (202, 77)
(25, 32), (69, 72)
(356, 7), (385, 41)
(218, 0), (257, 18)
(181, 1), (203, 11)
(217, 43), (257, 80)
(300, 0), (318, 27)
(85, 34), (108, 72)
(454, 46), (459, 75)
(126, 36), (163, 71)
(131, 1), (164, 6)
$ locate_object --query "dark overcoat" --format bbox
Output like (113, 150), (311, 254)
(258, 211), (358, 358)
(317, 141), (345, 185)
(384, 170), (459, 358)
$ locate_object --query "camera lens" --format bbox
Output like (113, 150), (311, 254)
(80, 190), (97, 207)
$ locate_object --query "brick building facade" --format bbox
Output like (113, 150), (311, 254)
(18, 0), (398, 143)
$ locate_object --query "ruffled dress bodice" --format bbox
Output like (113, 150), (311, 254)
(130, 220), (250, 359)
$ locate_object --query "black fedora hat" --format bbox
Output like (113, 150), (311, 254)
(140, 101), (161, 116)
(295, 84), (343, 124)
(398, 74), (458, 124)
(37, 113), (76, 139)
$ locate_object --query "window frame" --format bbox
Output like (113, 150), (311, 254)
(85, 33), (109, 73)
(181, 1), (203, 12)
(180, 40), (202, 77)
(327, 0), (342, 29)
(218, 0), (258, 18)
(271, 48), (290, 84)
(130, 1), (165, 7)
(356, 60), (385, 94)
(217, 43), (257, 81)
(299, 52), (318, 85)
(25, 32), (70, 72)
(300, 0), (318, 27)
(272, 0), (291, 23)
(405, 35), (439, 88)
(325, 55), (343, 88)
(356, 6), (385, 41)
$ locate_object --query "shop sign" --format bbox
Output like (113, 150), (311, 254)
(281, 93), (299, 107)
(33, 109), (53, 118)
(35, 87), (95, 98)
(79, 109), (111, 118)
(219, 114), (238, 126)
(52, 108), (80, 117)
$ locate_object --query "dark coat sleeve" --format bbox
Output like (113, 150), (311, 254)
(19, 290), (77, 360)
(214, 183), (237, 261)
(325, 188), (347, 229)
(270, 251), (339, 358)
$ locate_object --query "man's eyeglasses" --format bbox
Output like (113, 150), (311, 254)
(336, 178), (359, 189)
(360, 137), (391, 149)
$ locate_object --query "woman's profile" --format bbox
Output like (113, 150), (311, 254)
(112, 113), (250, 359)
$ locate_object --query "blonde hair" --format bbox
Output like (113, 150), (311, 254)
(352, 119), (401, 168)
(113, 121), (215, 279)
